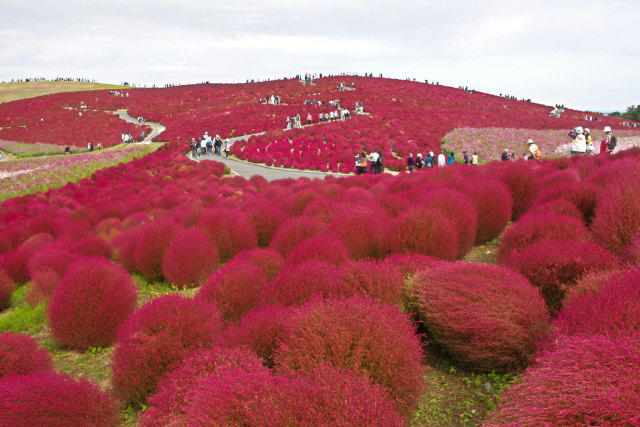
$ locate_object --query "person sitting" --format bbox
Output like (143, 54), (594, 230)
(501, 149), (510, 161)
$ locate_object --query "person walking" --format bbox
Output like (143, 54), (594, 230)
(437, 151), (446, 167)
(369, 150), (379, 174)
(471, 151), (479, 165)
(601, 126), (617, 154)
(407, 153), (415, 172)
(375, 150), (384, 174)
(224, 139), (230, 158)
(447, 151), (455, 165)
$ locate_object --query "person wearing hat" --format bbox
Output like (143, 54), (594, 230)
(584, 128), (594, 155)
(527, 139), (541, 160)
(501, 149), (510, 161)
(224, 139), (230, 158)
(601, 126), (617, 154)
(570, 127), (587, 156)
(416, 153), (424, 169)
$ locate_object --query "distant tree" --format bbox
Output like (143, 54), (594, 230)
(610, 105), (640, 122)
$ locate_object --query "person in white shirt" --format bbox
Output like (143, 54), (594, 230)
(369, 151), (379, 174)
(437, 152), (446, 167)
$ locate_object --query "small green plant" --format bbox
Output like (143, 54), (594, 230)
(0, 287), (46, 334)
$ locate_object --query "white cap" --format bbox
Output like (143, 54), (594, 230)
(429, 151), (434, 156)
(584, 128), (590, 133)
(604, 126), (612, 132)
(527, 139), (535, 144)
(575, 126), (583, 134)
(417, 153), (422, 157)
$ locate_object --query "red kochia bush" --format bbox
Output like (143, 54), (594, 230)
(328, 205), (391, 259)
(551, 268), (640, 341)
(47, 257), (138, 350)
(498, 163), (542, 220)
(407, 262), (550, 372)
(140, 347), (264, 427)
(261, 261), (346, 307)
(161, 228), (219, 289)
(71, 235), (113, 258)
(389, 207), (459, 260)
(219, 305), (294, 365)
(111, 295), (224, 404)
(269, 216), (326, 256)
(535, 181), (601, 225)
(0, 372), (120, 426)
(274, 296), (425, 415)
(133, 219), (178, 282)
(425, 189), (478, 258)
(198, 208), (258, 262)
(26, 249), (79, 306)
(339, 260), (405, 306)
(462, 178), (513, 244)
(245, 203), (288, 247)
(196, 260), (268, 323)
(184, 363), (405, 426)
(527, 198), (583, 222)
(497, 213), (589, 262)
(504, 240), (617, 310)
(591, 173), (640, 254)
(0, 332), (53, 378)
(232, 248), (283, 280)
(382, 253), (439, 278)
(0, 269), (12, 310)
(485, 334), (640, 426)
(285, 235), (350, 266)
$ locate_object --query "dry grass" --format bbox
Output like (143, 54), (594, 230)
(0, 81), (129, 103)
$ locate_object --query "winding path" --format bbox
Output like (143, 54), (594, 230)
(113, 110), (166, 143)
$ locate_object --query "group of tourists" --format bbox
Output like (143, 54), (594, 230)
(259, 95), (281, 105)
(190, 133), (230, 158)
(121, 133), (136, 143)
(355, 151), (385, 175)
(86, 142), (102, 151)
(569, 126), (617, 156)
(407, 151), (479, 171)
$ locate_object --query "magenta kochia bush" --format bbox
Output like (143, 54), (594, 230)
(140, 347), (264, 427)
(0, 332), (53, 378)
(425, 189), (478, 258)
(196, 260), (268, 323)
(26, 249), (79, 306)
(161, 228), (219, 289)
(198, 208), (257, 262)
(591, 173), (640, 254)
(219, 305), (294, 365)
(339, 260), (405, 306)
(269, 216), (326, 256)
(497, 213), (589, 262)
(462, 178), (512, 245)
(485, 334), (640, 426)
(504, 240), (617, 310)
(0, 371), (120, 426)
(245, 203), (288, 248)
(111, 295), (224, 404)
(389, 207), (458, 260)
(184, 363), (405, 426)
(47, 257), (138, 350)
(285, 235), (350, 266)
(328, 205), (391, 259)
(232, 248), (283, 280)
(0, 269), (12, 310)
(133, 219), (177, 282)
(261, 261), (346, 307)
(535, 181), (600, 224)
(551, 268), (640, 341)
(498, 163), (542, 220)
(274, 296), (425, 415)
(407, 262), (550, 372)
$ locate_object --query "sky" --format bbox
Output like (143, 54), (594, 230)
(1, 0), (638, 112)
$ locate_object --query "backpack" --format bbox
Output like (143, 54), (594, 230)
(376, 156), (383, 167)
(534, 148), (542, 158)
(609, 135), (617, 151)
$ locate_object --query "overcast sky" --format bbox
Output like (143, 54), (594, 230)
(1, 0), (637, 112)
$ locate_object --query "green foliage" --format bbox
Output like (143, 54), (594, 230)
(610, 105), (640, 122)
(0, 303), (46, 334)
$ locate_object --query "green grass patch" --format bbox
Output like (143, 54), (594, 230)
(0, 81), (130, 103)
(0, 299), (46, 335)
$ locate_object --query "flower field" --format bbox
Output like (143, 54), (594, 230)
(0, 77), (639, 425)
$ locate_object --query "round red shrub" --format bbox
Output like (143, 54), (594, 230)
(0, 332), (53, 378)
(424, 189), (478, 258)
(462, 178), (512, 245)
(231, 248), (283, 280)
(527, 198), (583, 222)
(504, 239), (617, 310)
(261, 261), (345, 307)
(551, 268), (640, 341)
(339, 260), (405, 306)
(269, 216), (326, 256)
(497, 213), (590, 262)
(407, 262), (550, 372)
(161, 228), (219, 289)
(0, 372), (120, 426)
(198, 208), (258, 262)
(285, 235), (350, 267)
(498, 163), (542, 220)
(0, 248), (34, 285)
(0, 269), (13, 310)
(535, 181), (601, 225)
(382, 253), (439, 278)
(302, 197), (343, 222)
(71, 236), (113, 258)
(591, 173), (640, 254)
(47, 257), (138, 350)
(389, 207), (459, 260)
(26, 249), (80, 306)
(94, 217), (122, 242)
(245, 203), (288, 247)
(219, 305), (294, 365)
(133, 219), (178, 282)
(111, 295), (224, 405)
(328, 204), (391, 259)
(485, 334), (640, 426)
(140, 347), (264, 427)
(274, 296), (425, 415)
(196, 259), (268, 323)
(112, 226), (143, 274)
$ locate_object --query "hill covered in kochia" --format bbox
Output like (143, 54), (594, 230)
(1, 76), (637, 171)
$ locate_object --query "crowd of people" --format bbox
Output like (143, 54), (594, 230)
(189, 133), (230, 159)
(4, 77), (97, 83)
(405, 150), (480, 172)
(354, 151), (385, 175)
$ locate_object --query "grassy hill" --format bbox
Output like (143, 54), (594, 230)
(0, 81), (129, 103)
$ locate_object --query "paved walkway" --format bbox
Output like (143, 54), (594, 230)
(114, 110), (166, 143)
